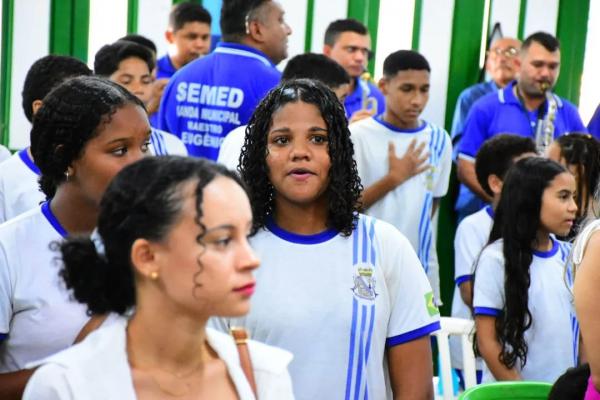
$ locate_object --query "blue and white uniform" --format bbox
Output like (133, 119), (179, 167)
(450, 206), (493, 371)
(344, 78), (385, 119)
(217, 124), (246, 170)
(0, 145), (9, 163)
(350, 116), (452, 302)
(149, 127), (188, 156)
(473, 238), (578, 383)
(0, 148), (45, 224)
(212, 214), (440, 400)
(158, 42), (280, 159)
(0, 203), (88, 372)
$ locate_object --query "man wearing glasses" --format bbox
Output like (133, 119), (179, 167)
(323, 19), (385, 123)
(451, 36), (521, 221)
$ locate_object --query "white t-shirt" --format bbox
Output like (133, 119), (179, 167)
(450, 206), (493, 370)
(350, 117), (452, 301)
(217, 124), (246, 170)
(473, 238), (577, 383)
(0, 203), (88, 372)
(0, 145), (10, 162)
(212, 214), (440, 400)
(24, 317), (294, 400)
(0, 149), (45, 224)
(149, 127), (188, 156)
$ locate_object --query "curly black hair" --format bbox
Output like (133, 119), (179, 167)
(21, 55), (92, 122)
(60, 156), (245, 315)
(475, 157), (567, 369)
(30, 76), (145, 199)
(239, 78), (362, 236)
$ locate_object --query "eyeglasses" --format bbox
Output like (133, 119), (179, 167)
(489, 47), (519, 58)
(343, 46), (374, 60)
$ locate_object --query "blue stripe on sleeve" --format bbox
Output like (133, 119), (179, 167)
(386, 321), (441, 347)
(455, 274), (473, 286)
(473, 307), (502, 316)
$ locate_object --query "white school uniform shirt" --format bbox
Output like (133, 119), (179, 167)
(0, 203), (88, 372)
(449, 206), (493, 370)
(24, 316), (294, 400)
(473, 238), (578, 383)
(0, 148), (45, 224)
(149, 127), (188, 156)
(217, 124), (246, 170)
(350, 117), (452, 302)
(0, 145), (10, 162)
(212, 214), (440, 400)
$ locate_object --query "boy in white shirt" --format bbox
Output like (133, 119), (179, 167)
(450, 134), (536, 386)
(350, 50), (451, 301)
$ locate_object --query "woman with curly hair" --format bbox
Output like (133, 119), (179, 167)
(474, 157), (579, 383)
(214, 79), (440, 400)
(0, 76), (150, 399)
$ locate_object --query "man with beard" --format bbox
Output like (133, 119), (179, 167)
(457, 31), (588, 209)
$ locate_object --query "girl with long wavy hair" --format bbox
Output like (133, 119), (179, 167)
(214, 79), (440, 400)
(473, 157), (579, 383)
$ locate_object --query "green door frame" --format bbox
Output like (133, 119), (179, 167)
(49, 0), (90, 62)
(347, 0), (380, 75)
(0, 0), (14, 147)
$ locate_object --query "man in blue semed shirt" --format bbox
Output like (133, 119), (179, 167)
(323, 19), (385, 123)
(158, 0), (291, 159)
(457, 32), (589, 215)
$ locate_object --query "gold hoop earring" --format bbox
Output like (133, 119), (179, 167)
(150, 271), (159, 280)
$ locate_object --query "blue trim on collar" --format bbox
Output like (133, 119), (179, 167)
(18, 148), (41, 175)
(533, 237), (558, 258)
(214, 42), (274, 67)
(265, 216), (338, 245)
(484, 205), (494, 218)
(41, 202), (67, 238)
(373, 115), (425, 133)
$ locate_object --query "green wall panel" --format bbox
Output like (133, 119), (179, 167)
(347, 0), (380, 75)
(0, 0), (13, 147)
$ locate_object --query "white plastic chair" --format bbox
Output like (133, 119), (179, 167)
(434, 317), (477, 400)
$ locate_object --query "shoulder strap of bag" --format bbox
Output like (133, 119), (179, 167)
(230, 327), (258, 398)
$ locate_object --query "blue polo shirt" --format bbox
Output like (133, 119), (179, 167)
(157, 42), (281, 160)
(458, 81), (587, 160)
(588, 105), (600, 137)
(156, 55), (177, 80)
(344, 78), (385, 119)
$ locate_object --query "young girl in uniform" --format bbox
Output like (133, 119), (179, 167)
(23, 156), (294, 399)
(216, 79), (440, 400)
(0, 76), (150, 399)
(474, 157), (578, 383)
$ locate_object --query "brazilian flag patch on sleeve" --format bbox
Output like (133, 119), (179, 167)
(425, 292), (440, 317)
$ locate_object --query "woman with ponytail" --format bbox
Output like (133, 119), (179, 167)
(473, 157), (579, 383)
(23, 156), (293, 400)
(0, 76), (150, 399)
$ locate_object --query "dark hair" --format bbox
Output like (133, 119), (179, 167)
(30, 76), (145, 199)
(169, 1), (212, 32)
(282, 53), (350, 89)
(94, 40), (155, 77)
(119, 34), (157, 55)
(522, 31), (560, 53)
(324, 18), (368, 46)
(21, 55), (92, 123)
(548, 363), (590, 400)
(476, 157), (567, 369)
(383, 50), (430, 77)
(554, 133), (600, 219)
(475, 134), (536, 197)
(60, 156), (245, 315)
(239, 79), (362, 236)
(220, 0), (268, 42)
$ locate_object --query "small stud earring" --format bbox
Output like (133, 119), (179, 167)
(150, 271), (159, 280)
(64, 171), (69, 181)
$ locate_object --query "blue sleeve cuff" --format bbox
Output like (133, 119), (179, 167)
(386, 321), (441, 347)
(0, 333), (7, 341)
(473, 307), (502, 316)
(455, 275), (473, 286)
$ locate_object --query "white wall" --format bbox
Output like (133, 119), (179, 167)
(88, 0), (128, 68)
(374, 0), (415, 80)
(310, 0), (347, 53)
(137, 0), (172, 58)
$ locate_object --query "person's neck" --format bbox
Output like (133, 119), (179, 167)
(27, 147), (34, 163)
(273, 198), (329, 235)
(168, 53), (185, 71)
(128, 294), (212, 373)
(533, 230), (553, 252)
(514, 82), (545, 112)
(494, 78), (512, 89)
(50, 186), (98, 235)
(382, 110), (420, 130)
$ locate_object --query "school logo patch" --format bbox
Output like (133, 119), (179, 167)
(425, 292), (439, 316)
(351, 266), (377, 300)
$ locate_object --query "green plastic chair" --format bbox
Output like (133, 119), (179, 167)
(458, 381), (553, 400)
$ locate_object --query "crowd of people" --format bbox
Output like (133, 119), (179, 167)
(0, 0), (600, 399)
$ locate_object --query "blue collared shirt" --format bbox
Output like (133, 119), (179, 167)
(156, 54), (177, 80)
(344, 78), (385, 119)
(157, 42), (281, 160)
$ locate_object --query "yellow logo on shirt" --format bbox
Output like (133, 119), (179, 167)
(425, 292), (439, 316)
